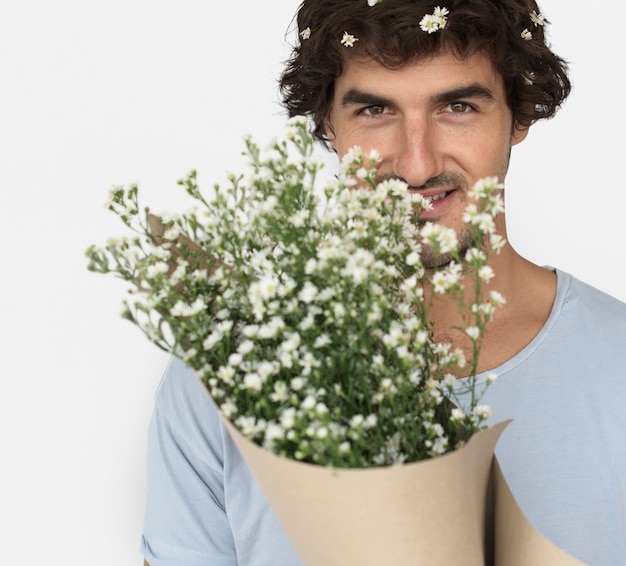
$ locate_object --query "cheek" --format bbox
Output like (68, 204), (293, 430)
(467, 124), (513, 168)
(334, 123), (362, 155)
(336, 127), (394, 163)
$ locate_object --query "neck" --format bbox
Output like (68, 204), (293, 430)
(424, 242), (557, 375)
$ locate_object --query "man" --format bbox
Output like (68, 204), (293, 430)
(141, 1), (626, 564)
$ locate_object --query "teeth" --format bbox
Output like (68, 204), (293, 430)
(425, 191), (448, 202)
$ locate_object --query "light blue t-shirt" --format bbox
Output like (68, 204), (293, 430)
(140, 269), (626, 565)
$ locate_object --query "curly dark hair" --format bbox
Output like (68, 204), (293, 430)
(279, 0), (571, 145)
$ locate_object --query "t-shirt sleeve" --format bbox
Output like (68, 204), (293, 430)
(140, 357), (239, 566)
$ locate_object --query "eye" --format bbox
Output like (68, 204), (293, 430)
(448, 101), (472, 113)
(359, 105), (389, 117)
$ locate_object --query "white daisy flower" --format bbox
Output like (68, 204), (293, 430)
(340, 31), (359, 47)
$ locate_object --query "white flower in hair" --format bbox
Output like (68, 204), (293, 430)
(530, 10), (545, 26)
(367, 0), (383, 5)
(341, 31), (359, 47)
(420, 14), (439, 33)
(420, 6), (449, 33)
(521, 28), (532, 41)
(523, 71), (536, 85)
(433, 6), (449, 23)
(300, 27), (311, 40)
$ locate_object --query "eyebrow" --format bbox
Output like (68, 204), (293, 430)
(432, 83), (496, 104)
(340, 89), (395, 109)
(340, 83), (496, 108)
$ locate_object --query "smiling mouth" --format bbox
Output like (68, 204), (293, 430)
(411, 188), (457, 221)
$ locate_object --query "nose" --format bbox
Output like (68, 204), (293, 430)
(391, 119), (442, 187)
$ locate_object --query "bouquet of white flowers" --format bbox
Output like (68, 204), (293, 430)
(87, 116), (504, 467)
(87, 117), (583, 565)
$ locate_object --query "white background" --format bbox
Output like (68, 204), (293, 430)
(1, 1), (624, 564)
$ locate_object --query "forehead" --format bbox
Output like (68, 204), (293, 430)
(334, 50), (503, 102)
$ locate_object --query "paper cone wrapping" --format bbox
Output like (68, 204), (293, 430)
(224, 419), (585, 565)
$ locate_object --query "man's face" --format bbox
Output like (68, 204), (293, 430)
(325, 50), (528, 266)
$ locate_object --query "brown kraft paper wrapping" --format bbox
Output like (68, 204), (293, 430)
(223, 419), (585, 565)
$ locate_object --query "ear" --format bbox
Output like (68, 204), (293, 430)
(324, 110), (337, 149)
(511, 122), (530, 146)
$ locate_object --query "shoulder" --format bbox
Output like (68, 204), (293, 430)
(155, 355), (214, 415)
(555, 269), (626, 337)
(153, 356), (228, 468)
(560, 269), (626, 312)
(548, 270), (626, 372)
